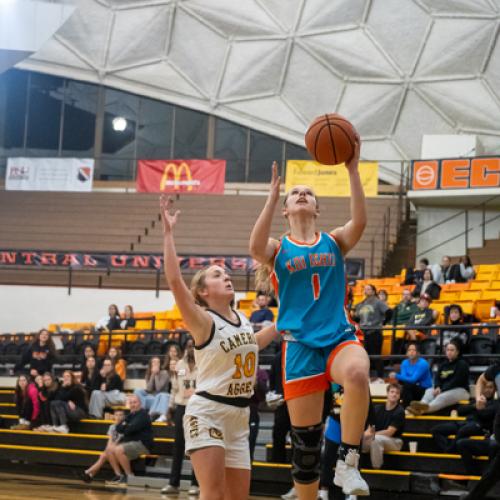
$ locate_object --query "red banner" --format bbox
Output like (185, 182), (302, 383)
(136, 159), (226, 194)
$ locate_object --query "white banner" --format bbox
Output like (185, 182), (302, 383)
(6, 158), (94, 192)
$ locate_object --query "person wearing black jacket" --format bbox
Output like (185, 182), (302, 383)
(88, 357), (126, 419)
(432, 379), (498, 453)
(104, 394), (153, 487)
(81, 356), (101, 395)
(36, 372), (60, 428)
(460, 406), (500, 499)
(46, 370), (87, 433)
(412, 268), (441, 300)
(15, 329), (56, 377)
(408, 339), (470, 416)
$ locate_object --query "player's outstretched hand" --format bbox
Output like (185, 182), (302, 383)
(345, 132), (361, 172)
(268, 161), (281, 204)
(160, 194), (180, 234)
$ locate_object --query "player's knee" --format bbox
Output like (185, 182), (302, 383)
(344, 363), (369, 386)
(290, 423), (323, 484)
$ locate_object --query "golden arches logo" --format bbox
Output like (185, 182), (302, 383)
(160, 162), (199, 191)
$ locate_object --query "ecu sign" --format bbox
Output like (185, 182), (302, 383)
(411, 157), (500, 191)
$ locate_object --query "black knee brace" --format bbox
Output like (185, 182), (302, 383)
(290, 423), (323, 484)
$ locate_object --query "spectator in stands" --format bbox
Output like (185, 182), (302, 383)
(362, 383), (405, 469)
(377, 289), (393, 324)
(36, 372), (60, 429)
(162, 341), (181, 379)
(88, 357), (126, 419)
(249, 293), (274, 329)
(161, 337), (198, 496)
(441, 304), (471, 350)
(407, 339), (470, 416)
(458, 256), (475, 282)
(12, 374), (40, 430)
(249, 367), (269, 461)
(14, 328), (56, 377)
(406, 294), (437, 341)
(354, 284), (389, 375)
(391, 343), (433, 408)
(46, 370), (88, 434)
(76, 344), (99, 374)
(134, 356), (170, 422)
(120, 305), (136, 330)
(82, 409), (126, 483)
(412, 268), (441, 300)
(392, 289), (418, 326)
(433, 255), (461, 284)
(403, 258), (429, 285)
(459, 406), (500, 499)
(34, 374), (43, 390)
(81, 356), (101, 395)
(268, 343), (290, 464)
(104, 394), (154, 488)
(474, 361), (500, 407)
(96, 304), (122, 332)
(432, 379), (498, 453)
(490, 300), (500, 319)
(107, 346), (127, 381)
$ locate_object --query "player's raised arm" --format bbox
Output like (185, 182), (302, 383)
(249, 161), (281, 263)
(160, 195), (212, 345)
(331, 136), (367, 255)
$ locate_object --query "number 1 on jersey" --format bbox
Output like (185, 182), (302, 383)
(312, 273), (321, 300)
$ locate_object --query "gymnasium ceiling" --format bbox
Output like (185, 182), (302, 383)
(17, 0), (500, 184)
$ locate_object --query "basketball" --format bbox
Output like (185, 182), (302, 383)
(304, 113), (358, 165)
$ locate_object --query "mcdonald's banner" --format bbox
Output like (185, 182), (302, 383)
(136, 159), (226, 194)
(285, 160), (378, 197)
(411, 157), (500, 191)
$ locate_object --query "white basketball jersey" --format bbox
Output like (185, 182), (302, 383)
(195, 309), (258, 399)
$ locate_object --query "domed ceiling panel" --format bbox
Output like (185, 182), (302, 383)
(18, 0), (500, 184)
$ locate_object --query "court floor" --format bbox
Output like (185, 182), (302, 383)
(0, 472), (273, 499)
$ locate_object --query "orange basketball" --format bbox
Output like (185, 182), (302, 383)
(304, 113), (358, 165)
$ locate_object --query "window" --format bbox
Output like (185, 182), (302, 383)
(61, 80), (98, 156)
(214, 118), (247, 182)
(26, 72), (64, 154)
(248, 130), (283, 182)
(136, 97), (173, 159)
(173, 106), (208, 158)
(285, 142), (310, 161)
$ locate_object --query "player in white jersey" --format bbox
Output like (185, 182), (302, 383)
(160, 196), (278, 500)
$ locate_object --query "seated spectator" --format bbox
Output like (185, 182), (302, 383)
(362, 383), (405, 469)
(354, 284), (389, 374)
(34, 374), (43, 391)
(377, 289), (393, 324)
(76, 344), (99, 373)
(403, 258), (429, 285)
(134, 356), (170, 422)
(249, 294), (274, 329)
(407, 339), (470, 416)
(96, 304), (122, 332)
(392, 289), (418, 327)
(88, 357), (126, 419)
(432, 379), (498, 453)
(36, 372), (60, 428)
(82, 409), (126, 483)
(412, 268), (441, 300)
(104, 394), (154, 488)
(475, 361), (500, 405)
(107, 346), (127, 381)
(12, 374), (40, 430)
(490, 300), (500, 319)
(81, 356), (101, 395)
(406, 294), (437, 341)
(46, 370), (88, 433)
(433, 255), (462, 284)
(162, 342), (181, 377)
(392, 343), (433, 408)
(14, 328), (56, 377)
(458, 255), (475, 283)
(120, 305), (136, 330)
(441, 304), (471, 350)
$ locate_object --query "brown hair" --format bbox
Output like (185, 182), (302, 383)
(34, 328), (56, 356)
(145, 356), (162, 381)
(387, 382), (402, 394)
(190, 268), (211, 307)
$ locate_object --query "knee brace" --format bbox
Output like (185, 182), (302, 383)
(290, 423), (323, 484)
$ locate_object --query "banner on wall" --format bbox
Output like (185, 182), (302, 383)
(136, 159), (226, 193)
(6, 158), (94, 191)
(285, 160), (378, 197)
(411, 157), (500, 191)
(0, 250), (365, 279)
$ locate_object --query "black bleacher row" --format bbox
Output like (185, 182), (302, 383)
(1, 389), (499, 498)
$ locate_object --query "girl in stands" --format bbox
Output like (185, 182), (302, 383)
(36, 372), (60, 430)
(15, 328), (56, 377)
(106, 346), (127, 381)
(96, 304), (122, 332)
(120, 304), (136, 330)
(249, 139), (371, 498)
(81, 355), (101, 395)
(160, 195), (278, 500)
(12, 374), (40, 430)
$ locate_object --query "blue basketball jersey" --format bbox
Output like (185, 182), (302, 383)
(272, 232), (355, 348)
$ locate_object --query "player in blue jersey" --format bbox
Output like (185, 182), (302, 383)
(250, 138), (370, 499)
